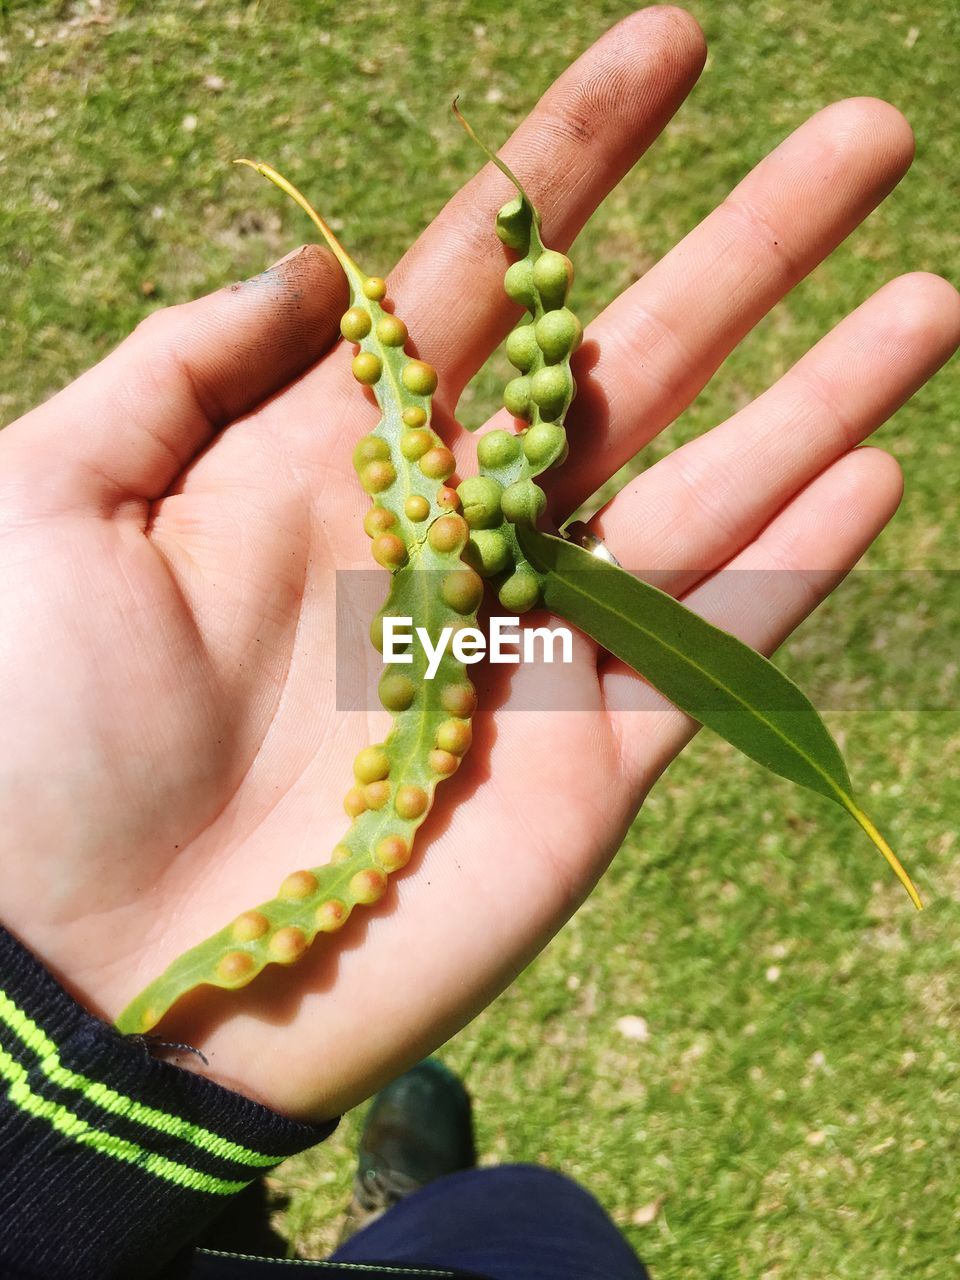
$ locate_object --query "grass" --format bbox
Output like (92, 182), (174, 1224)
(2, 1), (958, 1276)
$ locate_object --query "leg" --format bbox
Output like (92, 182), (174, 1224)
(332, 1163), (650, 1280)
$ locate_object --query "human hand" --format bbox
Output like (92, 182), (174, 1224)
(2, 7), (957, 1122)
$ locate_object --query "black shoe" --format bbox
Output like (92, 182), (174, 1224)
(340, 1058), (476, 1243)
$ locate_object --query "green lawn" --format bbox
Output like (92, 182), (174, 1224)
(2, 2), (958, 1276)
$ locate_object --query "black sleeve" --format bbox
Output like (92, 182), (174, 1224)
(0, 925), (338, 1280)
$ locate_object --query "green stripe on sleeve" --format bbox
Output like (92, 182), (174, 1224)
(0, 1041), (248, 1195)
(0, 990), (279, 1170)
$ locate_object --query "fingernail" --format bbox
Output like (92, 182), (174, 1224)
(266, 245), (307, 271)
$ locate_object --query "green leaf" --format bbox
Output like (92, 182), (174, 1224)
(518, 526), (922, 910)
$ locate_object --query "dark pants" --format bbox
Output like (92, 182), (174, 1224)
(190, 1164), (650, 1279)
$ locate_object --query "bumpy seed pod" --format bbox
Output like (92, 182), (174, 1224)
(353, 435), (391, 469)
(402, 360), (439, 397)
(115, 160), (483, 1036)
(457, 476), (503, 529)
(454, 103), (584, 604)
(371, 533), (407, 569)
(503, 376), (533, 420)
(400, 428), (432, 461)
(505, 322), (539, 372)
(363, 506), (396, 537)
(353, 351), (383, 385)
(341, 307), (372, 342)
(403, 405), (428, 428)
(441, 568), (485, 614)
(464, 528), (511, 577)
(420, 447), (456, 481)
(501, 479), (547, 525)
(535, 308), (582, 362)
(359, 459), (396, 494)
(405, 495), (431, 522)
(376, 314), (408, 346)
(504, 259), (537, 309)
(498, 568), (541, 613)
(523, 421), (567, 468)
(495, 193), (533, 251)
(532, 250), (573, 310)
(477, 430), (521, 470)
(530, 365), (574, 422)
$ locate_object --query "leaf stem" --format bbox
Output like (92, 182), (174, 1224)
(843, 797), (923, 910)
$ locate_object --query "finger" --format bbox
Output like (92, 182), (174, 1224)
(475, 95), (916, 515)
(387, 6), (707, 406)
(586, 271), (960, 596)
(600, 447), (904, 789)
(0, 245), (348, 512)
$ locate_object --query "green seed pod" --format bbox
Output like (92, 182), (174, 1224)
(441, 568), (484, 615)
(522, 421), (567, 469)
(505, 322), (539, 373)
(420, 447), (456, 481)
(534, 307), (582, 362)
(353, 746), (391, 785)
(379, 671), (416, 712)
(363, 276), (387, 301)
(464, 528), (511, 577)
(371, 533), (408, 569)
(315, 899), (348, 932)
(532, 250), (573, 310)
(498, 568), (541, 613)
(360, 459), (396, 494)
(363, 506), (396, 538)
(477, 429), (521, 470)
(530, 365), (573, 421)
(351, 867), (388, 904)
(400, 428), (432, 461)
(376, 835), (411, 873)
(112, 159), (495, 1039)
(352, 351), (383, 385)
(340, 306), (372, 342)
(501, 479), (547, 524)
(279, 870), (319, 900)
(376, 313), (408, 346)
(503, 376), (532, 420)
(504, 259), (537, 309)
(402, 405), (428, 428)
(457, 475), (503, 529)
(496, 194), (532, 253)
(428, 513), (468, 553)
(441, 682), (476, 718)
(436, 719), (472, 756)
(395, 785), (429, 821)
(402, 360), (439, 397)
(404, 494), (430, 522)
(353, 435), (391, 471)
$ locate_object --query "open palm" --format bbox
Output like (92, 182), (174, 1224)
(2, 9), (957, 1122)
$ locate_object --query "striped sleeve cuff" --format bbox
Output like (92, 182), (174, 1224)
(0, 925), (337, 1280)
